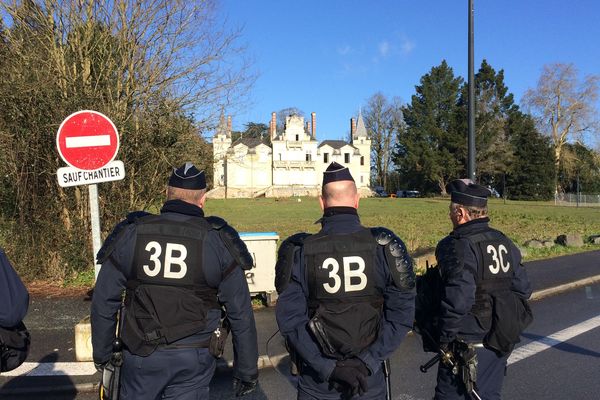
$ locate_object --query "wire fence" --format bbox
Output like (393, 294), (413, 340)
(555, 192), (600, 207)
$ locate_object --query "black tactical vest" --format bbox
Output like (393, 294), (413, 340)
(464, 230), (515, 316)
(122, 214), (219, 356)
(463, 229), (532, 354)
(303, 228), (383, 359)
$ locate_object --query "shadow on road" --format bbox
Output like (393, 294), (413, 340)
(0, 353), (78, 399)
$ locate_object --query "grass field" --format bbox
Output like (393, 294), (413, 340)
(204, 196), (600, 261)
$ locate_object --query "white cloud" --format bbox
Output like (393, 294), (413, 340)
(378, 41), (390, 57)
(400, 35), (415, 55)
(337, 45), (352, 56)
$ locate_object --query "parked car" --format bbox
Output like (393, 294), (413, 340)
(396, 190), (420, 198)
(373, 186), (389, 197)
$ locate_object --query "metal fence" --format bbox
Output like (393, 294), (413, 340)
(555, 193), (600, 207)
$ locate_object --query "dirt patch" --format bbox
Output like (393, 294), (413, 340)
(25, 280), (92, 299)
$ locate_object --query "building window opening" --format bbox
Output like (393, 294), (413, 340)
(344, 153), (350, 163)
(324, 153), (329, 163)
(306, 153), (311, 162)
(295, 134), (299, 141)
(360, 175), (364, 183)
(360, 156), (364, 166)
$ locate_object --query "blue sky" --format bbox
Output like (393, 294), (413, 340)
(219, 0), (600, 141)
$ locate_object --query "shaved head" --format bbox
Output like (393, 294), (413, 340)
(167, 185), (206, 207)
(320, 180), (359, 209)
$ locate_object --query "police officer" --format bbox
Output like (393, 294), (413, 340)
(432, 179), (532, 400)
(91, 163), (258, 399)
(275, 162), (416, 400)
(1, 247), (30, 372)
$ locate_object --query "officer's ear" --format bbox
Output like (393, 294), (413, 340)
(354, 192), (360, 209)
(319, 195), (325, 211)
(198, 191), (207, 208)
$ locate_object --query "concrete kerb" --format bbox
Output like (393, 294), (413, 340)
(3, 276), (599, 396)
(0, 382), (99, 397)
(530, 274), (600, 301)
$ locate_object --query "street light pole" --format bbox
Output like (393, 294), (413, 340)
(468, 0), (476, 182)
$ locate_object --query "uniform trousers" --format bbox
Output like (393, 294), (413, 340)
(434, 347), (509, 400)
(121, 347), (215, 400)
(297, 362), (387, 400)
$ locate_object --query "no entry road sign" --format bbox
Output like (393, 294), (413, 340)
(56, 110), (119, 171)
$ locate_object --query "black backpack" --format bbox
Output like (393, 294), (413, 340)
(0, 321), (30, 372)
(414, 266), (443, 353)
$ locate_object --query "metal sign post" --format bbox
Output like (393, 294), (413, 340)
(88, 184), (103, 278)
(56, 110), (125, 281)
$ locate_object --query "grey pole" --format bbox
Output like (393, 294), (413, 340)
(89, 184), (102, 279)
(468, 0), (476, 181)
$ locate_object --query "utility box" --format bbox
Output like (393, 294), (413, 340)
(240, 232), (279, 306)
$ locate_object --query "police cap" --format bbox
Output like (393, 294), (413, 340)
(446, 178), (491, 207)
(322, 162), (354, 186)
(168, 162), (206, 190)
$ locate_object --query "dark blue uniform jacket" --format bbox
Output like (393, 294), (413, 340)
(276, 209), (416, 381)
(0, 249), (29, 327)
(91, 200), (258, 381)
(436, 218), (532, 344)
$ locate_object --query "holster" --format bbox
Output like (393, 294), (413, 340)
(451, 341), (478, 393)
(209, 314), (230, 358)
(284, 339), (300, 376)
(100, 348), (123, 400)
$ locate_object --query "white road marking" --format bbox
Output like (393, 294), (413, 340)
(2, 362), (97, 376)
(508, 314), (600, 365)
(65, 135), (111, 148)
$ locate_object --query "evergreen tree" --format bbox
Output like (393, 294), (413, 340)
(506, 112), (554, 200)
(394, 60), (464, 194)
(457, 60), (518, 188)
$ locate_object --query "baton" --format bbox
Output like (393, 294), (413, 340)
(382, 359), (392, 400)
(420, 353), (441, 373)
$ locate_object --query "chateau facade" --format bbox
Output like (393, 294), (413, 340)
(209, 112), (371, 198)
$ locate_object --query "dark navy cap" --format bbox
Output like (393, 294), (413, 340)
(446, 179), (491, 207)
(168, 162), (206, 190)
(323, 162), (354, 185)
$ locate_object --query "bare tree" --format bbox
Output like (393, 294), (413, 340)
(276, 107), (305, 133)
(523, 63), (599, 193)
(0, 0), (253, 279)
(363, 93), (403, 190)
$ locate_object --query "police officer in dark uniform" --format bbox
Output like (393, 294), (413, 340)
(275, 162), (416, 400)
(432, 179), (532, 400)
(91, 163), (258, 399)
(1, 247), (30, 372)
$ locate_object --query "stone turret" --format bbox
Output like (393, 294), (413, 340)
(213, 112), (232, 187)
(351, 111), (371, 189)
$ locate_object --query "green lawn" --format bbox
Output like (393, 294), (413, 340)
(204, 197), (600, 261)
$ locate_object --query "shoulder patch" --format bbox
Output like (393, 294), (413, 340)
(206, 216), (253, 270)
(435, 236), (464, 280)
(205, 216), (226, 230)
(370, 227), (415, 290)
(274, 233), (311, 294)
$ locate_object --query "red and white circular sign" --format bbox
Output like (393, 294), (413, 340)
(56, 110), (119, 171)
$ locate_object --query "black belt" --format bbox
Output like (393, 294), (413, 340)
(160, 339), (210, 350)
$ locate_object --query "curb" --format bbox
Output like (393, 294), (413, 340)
(530, 274), (600, 301)
(0, 382), (98, 396)
(3, 277), (599, 395)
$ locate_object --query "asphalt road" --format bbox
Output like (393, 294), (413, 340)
(2, 251), (599, 399)
(50, 282), (599, 400)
